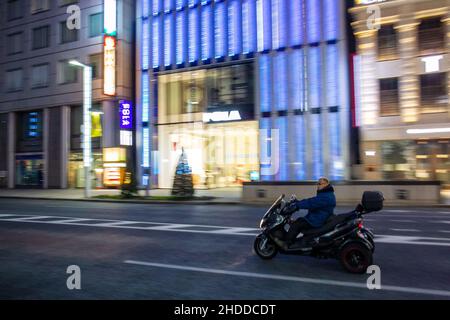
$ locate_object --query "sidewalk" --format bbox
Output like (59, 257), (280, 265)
(0, 187), (243, 205)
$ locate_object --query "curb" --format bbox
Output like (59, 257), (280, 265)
(0, 196), (449, 208)
(0, 196), (243, 206)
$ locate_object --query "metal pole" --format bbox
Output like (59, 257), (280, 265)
(83, 66), (92, 198)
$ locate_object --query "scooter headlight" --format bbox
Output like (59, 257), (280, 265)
(259, 219), (266, 229)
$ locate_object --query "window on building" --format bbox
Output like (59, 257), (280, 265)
(89, 13), (103, 38)
(60, 21), (79, 43)
(58, 60), (78, 84)
(31, 0), (50, 13)
(379, 78), (399, 116)
(377, 24), (397, 60)
(8, 0), (23, 21)
(31, 64), (50, 88)
(32, 26), (50, 50)
(89, 54), (103, 79)
(418, 18), (445, 54)
(420, 72), (448, 112)
(6, 69), (23, 92)
(7, 32), (23, 55)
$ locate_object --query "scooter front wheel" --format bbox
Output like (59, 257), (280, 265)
(254, 234), (278, 260)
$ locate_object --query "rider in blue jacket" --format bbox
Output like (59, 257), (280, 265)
(273, 177), (336, 250)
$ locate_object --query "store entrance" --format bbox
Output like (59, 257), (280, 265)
(159, 121), (259, 189)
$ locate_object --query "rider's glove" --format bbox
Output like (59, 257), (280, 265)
(355, 204), (364, 213)
(287, 201), (298, 213)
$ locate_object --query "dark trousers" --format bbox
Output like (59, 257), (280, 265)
(285, 218), (313, 243)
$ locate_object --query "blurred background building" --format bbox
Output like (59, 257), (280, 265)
(136, 0), (352, 190)
(0, 0), (134, 189)
(350, 0), (450, 187)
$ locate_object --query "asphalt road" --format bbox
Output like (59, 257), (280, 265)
(0, 198), (449, 300)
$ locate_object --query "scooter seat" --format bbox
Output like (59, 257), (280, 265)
(302, 211), (357, 236)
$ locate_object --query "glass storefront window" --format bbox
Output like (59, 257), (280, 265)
(15, 157), (44, 187)
(68, 153), (104, 188)
(381, 141), (416, 180)
(381, 140), (450, 184)
(159, 121), (259, 189)
(159, 63), (254, 118)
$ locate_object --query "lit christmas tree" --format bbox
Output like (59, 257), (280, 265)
(171, 148), (194, 197)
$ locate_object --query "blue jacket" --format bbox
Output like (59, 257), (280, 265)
(295, 185), (336, 228)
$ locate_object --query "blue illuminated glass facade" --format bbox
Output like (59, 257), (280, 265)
(138, 0), (348, 186)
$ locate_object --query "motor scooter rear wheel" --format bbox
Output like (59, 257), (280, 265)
(339, 242), (373, 274)
(254, 235), (278, 260)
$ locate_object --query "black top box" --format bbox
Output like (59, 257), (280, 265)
(361, 191), (384, 212)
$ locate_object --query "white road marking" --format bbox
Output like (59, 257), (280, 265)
(124, 260), (450, 298)
(2, 213), (450, 247)
(3, 216), (52, 221)
(390, 229), (420, 233)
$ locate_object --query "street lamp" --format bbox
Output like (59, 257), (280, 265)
(69, 60), (92, 198)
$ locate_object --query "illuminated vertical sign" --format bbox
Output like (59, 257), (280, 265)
(228, 0), (241, 56)
(176, 0), (184, 10)
(143, 128), (150, 168)
(142, 18), (150, 70)
(326, 44), (338, 107)
(259, 54), (271, 113)
(274, 53), (287, 111)
(28, 112), (39, 137)
(152, 0), (160, 15)
(188, 8), (198, 62)
(143, 0), (149, 17)
(276, 117), (288, 181)
(164, 0), (173, 12)
(104, 0), (117, 36)
(201, 4), (212, 61)
(291, 0), (304, 46)
(272, 0), (279, 49)
(294, 115), (305, 180)
(257, 0), (271, 51)
(83, 66), (92, 167)
(152, 17), (160, 68)
(214, 1), (226, 58)
(308, 46), (321, 109)
(142, 72), (149, 122)
(307, 0), (320, 43)
(290, 49), (305, 111)
(103, 36), (116, 96)
(164, 14), (173, 66)
(324, 0), (338, 41)
(311, 114), (322, 179)
(104, 0), (117, 95)
(176, 11), (185, 65)
(242, 0), (256, 54)
(119, 101), (133, 130)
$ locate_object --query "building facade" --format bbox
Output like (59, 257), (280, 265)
(0, 0), (134, 189)
(136, 0), (351, 189)
(350, 0), (450, 186)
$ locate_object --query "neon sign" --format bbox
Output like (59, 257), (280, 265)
(203, 111), (242, 123)
(103, 35), (116, 96)
(119, 101), (133, 130)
